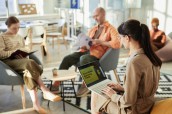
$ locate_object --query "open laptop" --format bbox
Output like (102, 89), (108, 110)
(78, 61), (122, 98)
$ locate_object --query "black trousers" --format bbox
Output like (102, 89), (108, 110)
(59, 51), (99, 70)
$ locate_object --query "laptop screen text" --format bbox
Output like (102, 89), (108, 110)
(79, 61), (107, 87)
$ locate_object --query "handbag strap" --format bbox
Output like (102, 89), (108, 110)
(99, 99), (111, 113)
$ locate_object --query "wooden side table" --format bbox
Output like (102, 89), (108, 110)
(42, 69), (77, 111)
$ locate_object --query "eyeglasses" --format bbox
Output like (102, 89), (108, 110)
(119, 34), (132, 39)
(92, 14), (98, 19)
(119, 35), (125, 38)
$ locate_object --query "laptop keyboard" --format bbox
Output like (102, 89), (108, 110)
(92, 81), (111, 94)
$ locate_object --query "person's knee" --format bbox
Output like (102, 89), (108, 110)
(25, 59), (41, 73)
(80, 55), (88, 65)
(80, 54), (97, 65)
(62, 55), (71, 63)
(80, 55), (85, 62)
(26, 59), (37, 66)
(59, 54), (76, 69)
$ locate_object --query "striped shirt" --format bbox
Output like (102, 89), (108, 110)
(0, 34), (30, 59)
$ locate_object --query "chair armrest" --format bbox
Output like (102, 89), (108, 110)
(0, 60), (24, 85)
(29, 54), (43, 68)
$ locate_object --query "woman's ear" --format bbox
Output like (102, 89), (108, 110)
(126, 35), (130, 42)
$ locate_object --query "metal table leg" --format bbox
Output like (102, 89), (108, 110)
(47, 80), (52, 107)
(62, 79), (90, 113)
(61, 81), (65, 111)
(71, 79), (77, 98)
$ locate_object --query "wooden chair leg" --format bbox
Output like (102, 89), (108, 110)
(57, 37), (61, 52)
(52, 37), (54, 48)
(20, 85), (26, 109)
(63, 36), (68, 49)
(113, 69), (120, 83)
(41, 45), (47, 56)
(11, 85), (14, 91)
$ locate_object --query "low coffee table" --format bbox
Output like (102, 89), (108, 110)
(42, 69), (77, 111)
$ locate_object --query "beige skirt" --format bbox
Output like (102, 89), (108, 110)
(92, 92), (153, 114)
(92, 93), (119, 114)
(3, 58), (43, 90)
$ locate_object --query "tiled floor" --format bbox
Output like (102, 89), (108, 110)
(0, 39), (172, 113)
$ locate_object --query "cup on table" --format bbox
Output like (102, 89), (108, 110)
(52, 68), (58, 77)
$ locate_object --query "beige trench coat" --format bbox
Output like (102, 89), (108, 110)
(92, 49), (160, 114)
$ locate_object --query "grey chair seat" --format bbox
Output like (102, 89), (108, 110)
(0, 61), (24, 85)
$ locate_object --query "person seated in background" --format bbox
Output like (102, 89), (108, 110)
(91, 19), (162, 114)
(150, 18), (166, 51)
(56, 7), (120, 97)
(0, 16), (62, 114)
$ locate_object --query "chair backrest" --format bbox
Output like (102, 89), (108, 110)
(31, 25), (45, 37)
(56, 19), (65, 27)
(46, 19), (66, 34)
(168, 32), (172, 39)
(99, 48), (120, 72)
(18, 27), (28, 38)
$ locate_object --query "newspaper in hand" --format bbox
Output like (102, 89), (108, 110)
(72, 33), (93, 50)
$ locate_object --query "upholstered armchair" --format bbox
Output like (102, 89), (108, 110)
(0, 54), (42, 109)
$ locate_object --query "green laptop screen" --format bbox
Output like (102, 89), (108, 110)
(80, 65), (102, 85)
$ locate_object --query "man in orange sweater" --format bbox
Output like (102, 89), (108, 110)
(58, 7), (121, 97)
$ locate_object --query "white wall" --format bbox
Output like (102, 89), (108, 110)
(43, 0), (57, 14)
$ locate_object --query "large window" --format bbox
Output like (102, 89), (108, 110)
(153, 0), (172, 34)
(0, 0), (17, 16)
(0, 0), (7, 16)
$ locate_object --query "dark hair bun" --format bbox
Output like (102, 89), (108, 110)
(5, 20), (8, 26)
(5, 16), (19, 27)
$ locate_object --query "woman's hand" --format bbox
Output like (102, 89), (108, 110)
(15, 54), (24, 59)
(107, 83), (124, 91)
(101, 86), (116, 98)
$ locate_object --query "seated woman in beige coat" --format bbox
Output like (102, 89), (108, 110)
(0, 16), (62, 113)
(91, 19), (162, 114)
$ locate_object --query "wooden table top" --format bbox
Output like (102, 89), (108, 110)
(42, 69), (77, 81)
